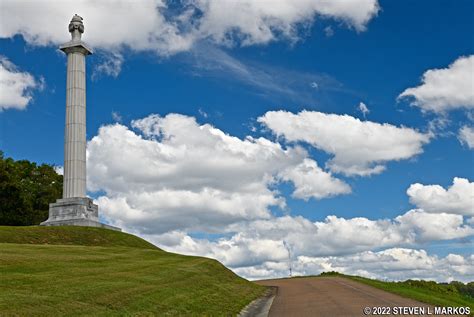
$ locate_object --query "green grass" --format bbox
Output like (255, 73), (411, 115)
(319, 272), (474, 312)
(0, 226), (265, 316)
(0, 226), (157, 249)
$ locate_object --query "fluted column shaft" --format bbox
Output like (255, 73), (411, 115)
(63, 47), (88, 198)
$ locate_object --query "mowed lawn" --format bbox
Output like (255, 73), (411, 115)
(0, 226), (265, 316)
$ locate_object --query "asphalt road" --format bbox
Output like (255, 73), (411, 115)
(256, 277), (435, 317)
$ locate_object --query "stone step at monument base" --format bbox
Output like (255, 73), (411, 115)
(40, 197), (121, 231)
(40, 218), (121, 231)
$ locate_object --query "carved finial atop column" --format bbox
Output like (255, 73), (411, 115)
(68, 14), (84, 42)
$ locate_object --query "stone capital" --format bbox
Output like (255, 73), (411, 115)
(59, 41), (93, 55)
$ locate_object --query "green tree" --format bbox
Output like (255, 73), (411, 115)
(450, 281), (474, 298)
(0, 151), (62, 225)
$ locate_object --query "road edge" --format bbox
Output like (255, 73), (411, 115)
(238, 286), (277, 317)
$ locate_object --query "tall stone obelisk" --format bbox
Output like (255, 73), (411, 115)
(41, 15), (119, 231)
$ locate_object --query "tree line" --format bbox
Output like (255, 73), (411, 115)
(0, 151), (62, 225)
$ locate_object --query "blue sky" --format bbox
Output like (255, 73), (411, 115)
(1, 0), (473, 281)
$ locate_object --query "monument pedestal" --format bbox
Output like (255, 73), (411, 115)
(41, 197), (121, 231)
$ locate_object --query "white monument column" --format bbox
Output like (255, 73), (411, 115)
(41, 15), (120, 231)
(62, 14), (90, 198)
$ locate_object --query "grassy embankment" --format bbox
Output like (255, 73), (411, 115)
(0, 226), (265, 316)
(320, 272), (474, 312)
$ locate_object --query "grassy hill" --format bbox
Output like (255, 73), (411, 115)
(0, 226), (265, 316)
(0, 226), (157, 249)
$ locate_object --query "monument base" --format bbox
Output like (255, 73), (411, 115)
(40, 197), (121, 231)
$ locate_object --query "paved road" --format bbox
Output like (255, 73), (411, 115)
(256, 277), (435, 317)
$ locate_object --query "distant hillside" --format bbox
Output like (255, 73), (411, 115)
(0, 226), (265, 316)
(319, 271), (474, 312)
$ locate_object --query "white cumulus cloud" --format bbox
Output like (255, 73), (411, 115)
(398, 55), (474, 113)
(407, 177), (474, 216)
(0, 0), (192, 55)
(0, 56), (41, 110)
(192, 0), (379, 46)
(279, 159), (351, 200)
(87, 113), (349, 233)
(147, 210), (473, 265)
(85, 113), (472, 282)
(258, 110), (430, 176)
(252, 248), (474, 282)
(145, 210), (473, 281)
(85, 114), (473, 282)
(288, 248), (474, 282)
(0, 0), (379, 57)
